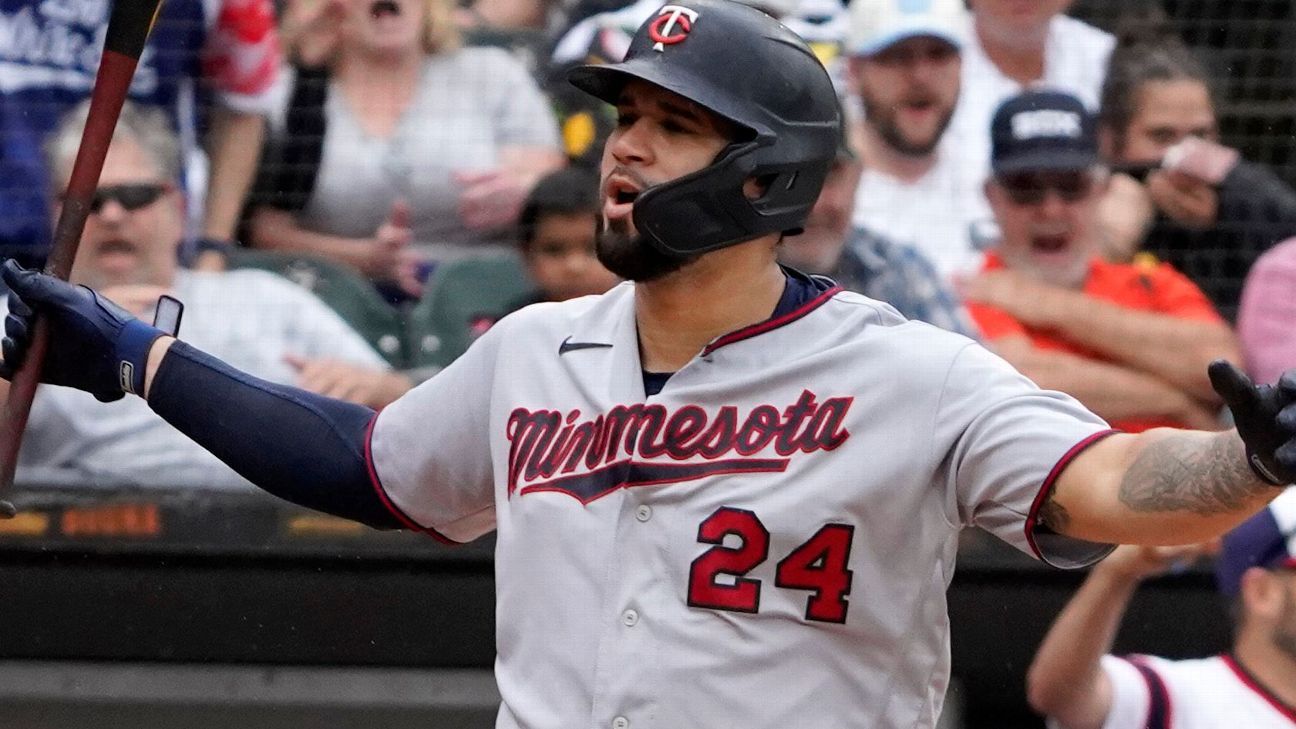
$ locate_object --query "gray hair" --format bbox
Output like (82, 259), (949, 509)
(43, 100), (182, 189)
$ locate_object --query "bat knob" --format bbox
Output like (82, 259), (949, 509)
(0, 500), (16, 519)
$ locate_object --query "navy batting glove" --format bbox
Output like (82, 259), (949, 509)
(1209, 360), (1296, 486)
(0, 260), (172, 402)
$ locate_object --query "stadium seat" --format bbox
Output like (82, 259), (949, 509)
(225, 249), (407, 366)
(406, 254), (531, 370)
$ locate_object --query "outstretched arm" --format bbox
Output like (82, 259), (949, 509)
(1026, 544), (1214, 729)
(1041, 364), (1295, 546)
(0, 262), (401, 528)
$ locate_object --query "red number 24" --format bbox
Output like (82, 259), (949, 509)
(687, 507), (855, 623)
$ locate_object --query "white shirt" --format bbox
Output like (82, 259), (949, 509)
(1064, 654), (1296, 729)
(16, 270), (388, 491)
(265, 49), (561, 261)
(852, 135), (995, 279)
(370, 281), (1115, 729)
(951, 14), (1115, 187)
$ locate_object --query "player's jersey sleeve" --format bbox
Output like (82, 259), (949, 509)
(935, 342), (1116, 567)
(1097, 655), (1166, 729)
(366, 323), (505, 543)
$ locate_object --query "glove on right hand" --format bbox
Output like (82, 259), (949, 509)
(0, 260), (166, 402)
(1209, 360), (1296, 486)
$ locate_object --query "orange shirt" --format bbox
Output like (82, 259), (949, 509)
(968, 253), (1223, 432)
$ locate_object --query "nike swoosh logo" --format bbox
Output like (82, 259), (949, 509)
(559, 336), (613, 355)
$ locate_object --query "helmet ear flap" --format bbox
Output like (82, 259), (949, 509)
(747, 158), (832, 219)
(632, 138), (834, 258)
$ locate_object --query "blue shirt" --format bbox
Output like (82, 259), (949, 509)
(831, 227), (979, 339)
(0, 0), (210, 257)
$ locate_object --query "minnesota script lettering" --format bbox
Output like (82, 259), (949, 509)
(506, 390), (854, 503)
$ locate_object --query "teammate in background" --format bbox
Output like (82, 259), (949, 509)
(844, 0), (993, 279)
(962, 90), (1239, 433)
(778, 129), (977, 336)
(509, 167), (620, 311)
(2, 3), (1296, 727)
(0, 0), (281, 270)
(950, 0), (1114, 187)
(2, 100), (405, 491)
(1028, 488), (1296, 729)
(1095, 22), (1296, 322)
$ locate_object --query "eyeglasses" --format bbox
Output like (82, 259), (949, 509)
(60, 183), (171, 214)
(997, 172), (1096, 206)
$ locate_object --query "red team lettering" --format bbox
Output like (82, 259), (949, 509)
(505, 390), (854, 496)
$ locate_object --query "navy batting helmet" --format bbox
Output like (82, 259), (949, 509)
(568, 0), (840, 258)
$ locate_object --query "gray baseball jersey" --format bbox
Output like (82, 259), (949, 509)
(369, 281), (1115, 729)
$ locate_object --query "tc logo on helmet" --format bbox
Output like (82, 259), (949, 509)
(649, 5), (698, 51)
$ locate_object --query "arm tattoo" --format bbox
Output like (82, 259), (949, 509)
(1118, 431), (1266, 515)
(1038, 492), (1071, 533)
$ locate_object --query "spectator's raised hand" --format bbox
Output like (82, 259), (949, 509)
(455, 168), (529, 231)
(1146, 169), (1219, 230)
(285, 353), (412, 408)
(363, 199), (423, 297)
(1094, 542), (1220, 583)
(281, 0), (345, 65)
(1095, 173), (1155, 262)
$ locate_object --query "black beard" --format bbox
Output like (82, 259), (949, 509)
(595, 215), (697, 283)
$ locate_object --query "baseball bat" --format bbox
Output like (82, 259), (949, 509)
(0, 0), (166, 518)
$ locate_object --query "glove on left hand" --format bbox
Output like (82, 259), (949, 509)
(0, 260), (175, 402)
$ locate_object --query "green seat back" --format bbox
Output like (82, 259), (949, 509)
(226, 249), (407, 366)
(407, 255), (531, 369)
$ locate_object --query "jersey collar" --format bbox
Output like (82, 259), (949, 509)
(1223, 653), (1296, 722)
(560, 271), (843, 398)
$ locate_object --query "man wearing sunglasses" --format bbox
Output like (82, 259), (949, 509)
(0, 100), (408, 491)
(1028, 488), (1296, 729)
(960, 90), (1240, 433)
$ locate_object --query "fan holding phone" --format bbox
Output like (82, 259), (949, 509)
(1094, 26), (1296, 322)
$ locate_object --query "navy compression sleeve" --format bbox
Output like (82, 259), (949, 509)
(147, 341), (403, 529)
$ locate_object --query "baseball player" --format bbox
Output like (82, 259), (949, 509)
(2, 2), (1295, 728)
(1028, 489), (1296, 728)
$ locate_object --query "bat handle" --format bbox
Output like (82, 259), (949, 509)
(0, 319), (51, 518)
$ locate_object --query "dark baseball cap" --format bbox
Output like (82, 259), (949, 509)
(1215, 488), (1296, 598)
(990, 89), (1098, 176)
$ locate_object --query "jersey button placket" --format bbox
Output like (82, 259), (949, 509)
(635, 504), (652, 522)
(621, 608), (639, 627)
(612, 717), (630, 729)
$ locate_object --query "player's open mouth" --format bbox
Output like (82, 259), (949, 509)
(603, 177), (642, 220)
(370, 0), (400, 19)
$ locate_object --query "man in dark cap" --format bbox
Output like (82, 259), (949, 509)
(962, 89), (1240, 434)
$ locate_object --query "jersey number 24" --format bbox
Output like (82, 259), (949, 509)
(687, 506), (854, 624)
